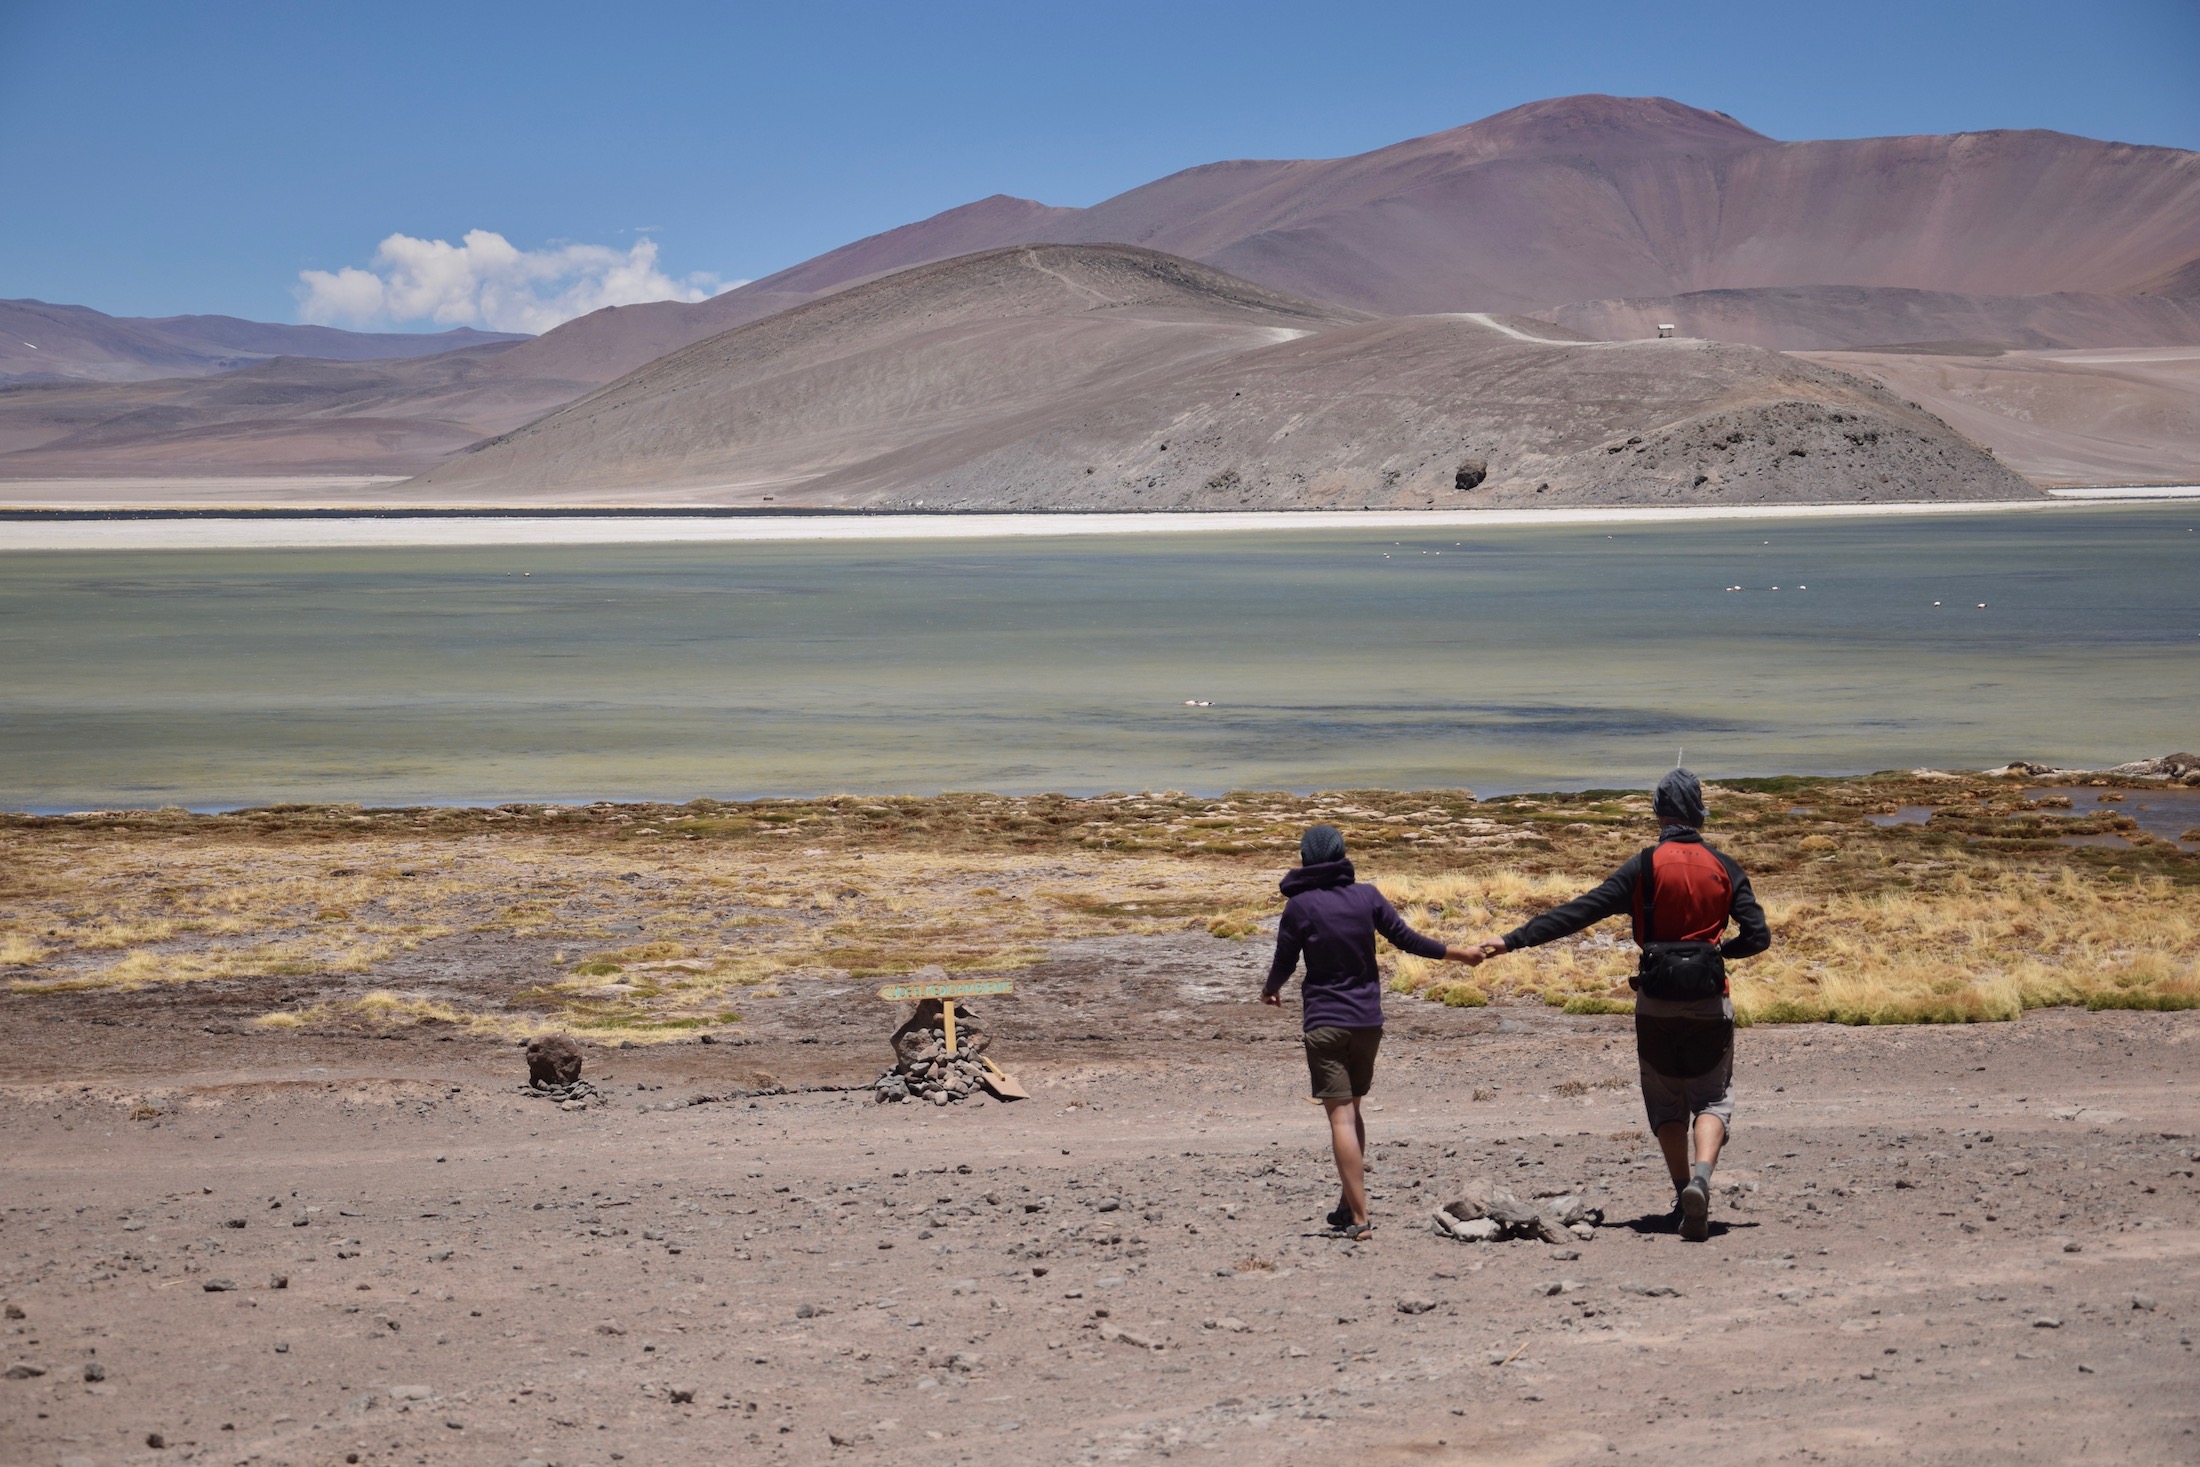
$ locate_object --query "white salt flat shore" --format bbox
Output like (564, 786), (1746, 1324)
(1, 488), (2194, 551)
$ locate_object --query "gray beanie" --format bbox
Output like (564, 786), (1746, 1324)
(1654, 768), (1707, 825)
(1299, 823), (1347, 865)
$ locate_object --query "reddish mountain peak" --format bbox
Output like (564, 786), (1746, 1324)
(1429, 94), (1772, 156)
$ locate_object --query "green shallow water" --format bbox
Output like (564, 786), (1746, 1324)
(2, 506), (2195, 810)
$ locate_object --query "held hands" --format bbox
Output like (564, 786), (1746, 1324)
(1445, 938), (1508, 965)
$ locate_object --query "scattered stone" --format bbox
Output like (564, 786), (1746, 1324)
(1623, 1283), (1680, 1298)
(83, 1361), (106, 1382)
(1396, 1297), (1437, 1315)
(202, 1279), (238, 1292)
(145, 1434), (164, 1450)
(5, 1363), (46, 1379)
(1204, 1317), (1250, 1333)
(2132, 1294), (2158, 1312)
(2032, 1317), (2064, 1329)
(2062, 1241), (2084, 1253)
(1436, 1178), (1600, 1244)
(224, 1218), (246, 1229)
(525, 1035), (584, 1088)
(391, 1384), (432, 1401)
(668, 1387), (695, 1403)
(1, 1305), (19, 1320)
(269, 1274), (289, 1289)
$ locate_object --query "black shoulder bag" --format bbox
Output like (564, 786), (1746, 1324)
(1634, 845), (1727, 1003)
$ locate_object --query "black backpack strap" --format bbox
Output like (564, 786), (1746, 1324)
(1638, 844), (1660, 946)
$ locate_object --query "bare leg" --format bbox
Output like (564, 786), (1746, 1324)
(1655, 1120), (1691, 1193)
(1325, 1098), (1368, 1226)
(1693, 1112), (1727, 1171)
(1335, 1103), (1367, 1214)
(1657, 1113), (1730, 1193)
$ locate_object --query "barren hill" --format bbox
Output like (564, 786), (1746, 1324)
(0, 339), (606, 477)
(411, 244), (2035, 508)
(0, 298), (523, 384)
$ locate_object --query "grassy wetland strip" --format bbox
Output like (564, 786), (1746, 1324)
(2, 772), (2195, 1039)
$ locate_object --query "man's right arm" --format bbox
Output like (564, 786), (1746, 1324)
(1498, 854), (1643, 952)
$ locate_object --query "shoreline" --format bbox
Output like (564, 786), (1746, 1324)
(1, 487), (2195, 551)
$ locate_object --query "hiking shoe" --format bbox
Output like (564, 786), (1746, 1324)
(1679, 1177), (1710, 1242)
(1325, 1203), (1355, 1230)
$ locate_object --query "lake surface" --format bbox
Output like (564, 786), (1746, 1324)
(2, 505), (2194, 810)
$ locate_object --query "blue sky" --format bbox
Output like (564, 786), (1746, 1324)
(3, 0), (2196, 327)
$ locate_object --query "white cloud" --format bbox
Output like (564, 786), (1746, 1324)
(297, 230), (742, 334)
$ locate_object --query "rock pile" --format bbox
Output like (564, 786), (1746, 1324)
(874, 1000), (994, 1106)
(523, 1078), (606, 1110)
(525, 1035), (584, 1087)
(519, 1034), (605, 1109)
(1431, 1177), (1603, 1244)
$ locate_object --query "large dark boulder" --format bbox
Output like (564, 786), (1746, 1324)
(525, 1035), (584, 1088)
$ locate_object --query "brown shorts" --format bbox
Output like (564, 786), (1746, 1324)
(1303, 1025), (1382, 1101)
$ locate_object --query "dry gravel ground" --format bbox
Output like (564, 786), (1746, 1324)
(3, 961), (2196, 1467)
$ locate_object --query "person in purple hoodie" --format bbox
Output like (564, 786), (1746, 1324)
(1262, 823), (1483, 1240)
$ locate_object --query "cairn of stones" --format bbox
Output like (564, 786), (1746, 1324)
(520, 1034), (605, 1109)
(873, 999), (993, 1105)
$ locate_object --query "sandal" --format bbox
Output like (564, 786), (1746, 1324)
(1343, 1220), (1375, 1242)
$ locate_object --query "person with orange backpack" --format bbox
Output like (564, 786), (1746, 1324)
(1472, 769), (1770, 1241)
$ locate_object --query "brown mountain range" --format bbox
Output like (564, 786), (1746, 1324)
(606, 94), (2200, 355)
(2, 95), (2191, 492)
(0, 298), (523, 384)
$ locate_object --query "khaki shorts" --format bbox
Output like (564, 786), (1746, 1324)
(1304, 1025), (1382, 1101)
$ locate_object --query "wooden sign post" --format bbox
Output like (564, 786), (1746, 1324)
(876, 976), (1025, 1099)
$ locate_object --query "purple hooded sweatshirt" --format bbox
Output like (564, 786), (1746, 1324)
(1263, 858), (1448, 1029)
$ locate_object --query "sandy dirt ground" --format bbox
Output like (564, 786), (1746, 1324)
(5, 936), (2196, 1467)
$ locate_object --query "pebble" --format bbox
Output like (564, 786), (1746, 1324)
(83, 1362), (106, 1381)
(1396, 1297), (1437, 1315)
(202, 1279), (238, 1292)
